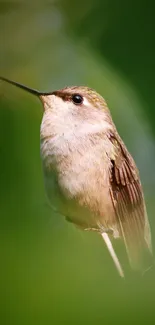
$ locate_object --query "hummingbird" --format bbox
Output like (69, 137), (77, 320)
(0, 76), (153, 278)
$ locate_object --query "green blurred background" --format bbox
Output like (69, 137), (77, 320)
(1, 1), (155, 324)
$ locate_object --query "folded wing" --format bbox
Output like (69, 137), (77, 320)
(108, 130), (153, 271)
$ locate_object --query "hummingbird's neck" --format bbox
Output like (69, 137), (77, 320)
(41, 108), (112, 142)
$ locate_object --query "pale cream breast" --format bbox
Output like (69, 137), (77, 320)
(41, 127), (116, 231)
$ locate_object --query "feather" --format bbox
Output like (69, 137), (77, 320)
(108, 131), (153, 271)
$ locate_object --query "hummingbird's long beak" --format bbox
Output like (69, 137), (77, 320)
(0, 76), (42, 97)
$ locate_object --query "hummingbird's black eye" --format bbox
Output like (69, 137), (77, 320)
(72, 94), (83, 105)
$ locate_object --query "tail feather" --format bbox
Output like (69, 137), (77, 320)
(120, 215), (153, 272)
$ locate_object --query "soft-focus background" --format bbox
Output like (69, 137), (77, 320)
(0, 1), (155, 324)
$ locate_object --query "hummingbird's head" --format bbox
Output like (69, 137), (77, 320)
(39, 86), (114, 143)
(40, 86), (112, 127)
(41, 86), (109, 115)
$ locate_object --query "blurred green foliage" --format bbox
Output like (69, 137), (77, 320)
(0, 1), (155, 325)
